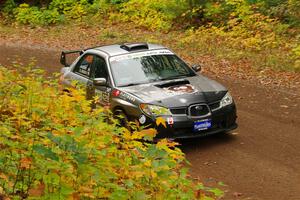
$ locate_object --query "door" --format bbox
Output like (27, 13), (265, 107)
(89, 55), (111, 107)
(66, 54), (96, 100)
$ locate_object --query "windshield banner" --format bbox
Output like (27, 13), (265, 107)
(110, 50), (174, 62)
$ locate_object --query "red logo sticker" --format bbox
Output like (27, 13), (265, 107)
(167, 117), (174, 125)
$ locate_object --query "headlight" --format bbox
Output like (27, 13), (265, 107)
(220, 92), (233, 107)
(140, 104), (171, 116)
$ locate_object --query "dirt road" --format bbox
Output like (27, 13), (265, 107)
(1, 44), (299, 200)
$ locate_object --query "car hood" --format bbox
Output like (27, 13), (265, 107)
(120, 75), (227, 107)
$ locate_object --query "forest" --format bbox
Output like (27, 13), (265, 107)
(1, 0), (299, 72)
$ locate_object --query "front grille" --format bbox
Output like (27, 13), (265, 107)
(189, 104), (210, 117)
(170, 108), (187, 115)
(209, 101), (220, 111)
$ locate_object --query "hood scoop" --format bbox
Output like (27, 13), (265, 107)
(155, 80), (190, 88)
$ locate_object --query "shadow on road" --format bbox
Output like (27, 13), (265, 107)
(178, 133), (238, 153)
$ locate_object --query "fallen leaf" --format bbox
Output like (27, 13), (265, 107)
(233, 192), (243, 197)
(280, 105), (289, 108)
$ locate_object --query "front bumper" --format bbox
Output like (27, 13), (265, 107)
(153, 104), (237, 139)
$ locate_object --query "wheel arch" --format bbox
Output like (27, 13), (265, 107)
(113, 106), (127, 116)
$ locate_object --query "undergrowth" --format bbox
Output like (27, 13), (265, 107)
(0, 65), (223, 199)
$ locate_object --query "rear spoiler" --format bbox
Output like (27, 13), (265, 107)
(60, 50), (83, 67)
(60, 44), (111, 66)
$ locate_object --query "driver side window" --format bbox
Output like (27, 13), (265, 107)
(74, 54), (94, 78)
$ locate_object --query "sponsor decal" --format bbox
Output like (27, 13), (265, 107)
(164, 84), (197, 95)
(102, 92), (110, 103)
(110, 50), (174, 62)
(167, 117), (174, 125)
(119, 92), (136, 102)
(95, 90), (110, 105)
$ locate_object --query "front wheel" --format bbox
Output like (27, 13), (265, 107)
(113, 109), (130, 130)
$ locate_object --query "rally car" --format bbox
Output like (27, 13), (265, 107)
(59, 42), (237, 139)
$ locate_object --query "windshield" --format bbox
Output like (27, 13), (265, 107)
(109, 50), (196, 87)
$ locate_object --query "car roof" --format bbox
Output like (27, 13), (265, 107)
(92, 43), (168, 57)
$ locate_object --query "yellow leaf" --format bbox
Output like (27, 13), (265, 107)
(156, 117), (166, 128)
(156, 138), (168, 148)
(32, 112), (41, 122)
(113, 136), (120, 143)
(131, 170), (145, 178)
(139, 128), (157, 138)
(79, 186), (93, 194)
(151, 171), (157, 178)
(144, 160), (151, 167)
(123, 129), (132, 140)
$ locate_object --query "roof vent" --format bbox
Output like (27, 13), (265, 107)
(120, 43), (149, 51)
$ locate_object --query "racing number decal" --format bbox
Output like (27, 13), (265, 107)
(102, 92), (110, 104)
(95, 90), (110, 106)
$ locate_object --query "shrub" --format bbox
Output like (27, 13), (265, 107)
(114, 0), (187, 31)
(50, 0), (89, 20)
(0, 66), (222, 199)
(292, 45), (300, 72)
(179, 10), (298, 72)
(11, 0), (91, 26)
(13, 3), (62, 26)
(49, 0), (77, 13)
(1, 0), (17, 16)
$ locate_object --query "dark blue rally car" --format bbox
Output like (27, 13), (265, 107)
(60, 42), (237, 139)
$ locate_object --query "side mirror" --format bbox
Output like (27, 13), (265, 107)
(93, 78), (107, 86)
(191, 64), (202, 72)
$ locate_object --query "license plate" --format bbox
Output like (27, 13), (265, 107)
(194, 119), (212, 131)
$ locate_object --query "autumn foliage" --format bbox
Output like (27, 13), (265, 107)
(0, 66), (223, 199)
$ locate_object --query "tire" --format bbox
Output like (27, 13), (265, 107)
(113, 109), (130, 130)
